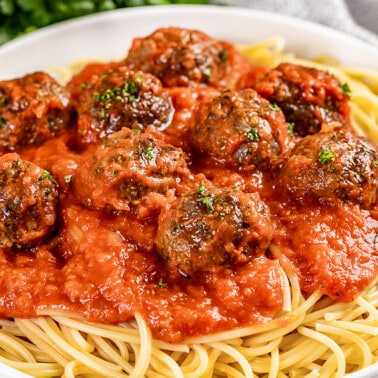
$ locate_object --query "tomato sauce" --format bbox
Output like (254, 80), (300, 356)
(0, 27), (377, 344)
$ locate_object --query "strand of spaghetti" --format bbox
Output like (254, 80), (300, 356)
(51, 316), (140, 343)
(355, 295), (378, 319)
(59, 323), (95, 353)
(148, 347), (184, 378)
(298, 325), (346, 378)
(15, 318), (70, 366)
(0, 331), (36, 362)
(236, 336), (282, 357)
(87, 334), (134, 374)
(36, 317), (127, 377)
(201, 346), (221, 377)
(279, 265), (292, 312)
(208, 341), (253, 378)
(268, 347), (279, 378)
(320, 320), (378, 336)
(315, 323), (372, 369)
(129, 313), (151, 378)
(0, 356), (63, 377)
(245, 291), (323, 346)
(181, 344), (209, 378)
(53, 316), (189, 352)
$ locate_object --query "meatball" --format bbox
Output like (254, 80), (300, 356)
(280, 131), (378, 207)
(155, 184), (273, 276)
(76, 67), (174, 144)
(73, 128), (192, 212)
(253, 63), (351, 136)
(191, 89), (293, 169)
(0, 153), (59, 248)
(0, 72), (72, 152)
(125, 27), (230, 88)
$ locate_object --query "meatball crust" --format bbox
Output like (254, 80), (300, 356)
(0, 153), (59, 248)
(73, 128), (192, 212)
(191, 89), (293, 169)
(0, 72), (72, 152)
(280, 131), (378, 207)
(253, 63), (351, 136)
(76, 67), (174, 144)
(125, 27), (230, 88)
(155, 184), (273, 276)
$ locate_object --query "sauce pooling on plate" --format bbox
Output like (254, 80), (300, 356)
(0, 26), (377, 343)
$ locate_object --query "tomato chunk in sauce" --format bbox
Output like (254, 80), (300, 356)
(0, 27), (377, 343)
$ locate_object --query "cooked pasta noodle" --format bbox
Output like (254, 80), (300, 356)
(1, 36), (378, 378)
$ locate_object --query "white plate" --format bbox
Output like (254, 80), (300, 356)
(0, 5), (377, 378)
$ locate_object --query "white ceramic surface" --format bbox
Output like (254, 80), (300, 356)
(0, 5), (377, 377)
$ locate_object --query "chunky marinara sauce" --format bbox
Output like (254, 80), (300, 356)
(0, 27), (377, 343)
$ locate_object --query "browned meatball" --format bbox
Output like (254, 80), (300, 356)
(125, 27), (231, 88)
(0, 153), (59, 248)
(76, 67), (174, 144)
(280, 131), (378, 207)
(253, 63), (351, 136)
(191, 89), (293, 169)
(155, 184), (273, 276)
(0, 72), (72, 152)
(73, 128), (192, 213)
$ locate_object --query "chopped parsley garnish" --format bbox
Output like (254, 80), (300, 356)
(220, 48), (228, 62)
(144, 144), (155, 160)
(340, 82), (352, 95)
(246, 128), (260, 142)
(11, 158), (20, 168)
(198, 183), (206, 195)
(318, 146), (335, 165)
(39, 170), (56, 185)
(157, 278), (168, 289)
(269, 103), (280, 112)
(199, 195), (214, 213)
(0, 97), (6, 107)
(287, 122), (296, 136)
(94, 79), (140, 106)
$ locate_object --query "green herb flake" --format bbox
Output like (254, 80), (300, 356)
(198, 183), (206, 195)
(340, 82), (352, 95)
(144, 144), (155, 160)
(199, 196), (214, 214)
(246, 128), (260, 142)
(0, 98), (6, 107)
(39, 170), (56, 185)
(220, 48), (228, 62)
(157, 278), (168, 289)
(318, 146), (335, 165)
(287, 122), (296, 136)
(269, 103), (280, 112)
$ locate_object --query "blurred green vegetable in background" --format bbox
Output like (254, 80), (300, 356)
(0, 0), (209, 45)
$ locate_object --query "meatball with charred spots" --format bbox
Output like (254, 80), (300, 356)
(0, 72), (72, 152)
(191, 88), (294, 169)
(280, 131), (378, 207)
(76, 67), (174, 144)
(73, 128), (193, 214)
(125, 27), (238, 88)
(0, 153), (59, 249)
(252, 63), (351, 137)
(155, 184), (273, 277)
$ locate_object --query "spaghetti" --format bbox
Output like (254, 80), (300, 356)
(0, 33), (378, 378)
